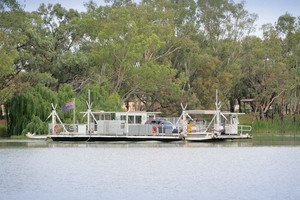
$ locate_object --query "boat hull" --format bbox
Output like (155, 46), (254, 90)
(184, 134), (253, 142)
(49, 134), (183, 142)
(27, 133), (252, 142)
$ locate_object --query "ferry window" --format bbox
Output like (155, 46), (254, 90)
(121, 123), (125, 129)
(121, 115), (126, 121)
(111, 113), (116, 120)
(221, 117), (225, 124)
(105, 114), (110, 120)
(148, 115), (154, 120)
(135, 116), (142, 124)
(232, 116), (239, 124)
(128, 115), (134, 124)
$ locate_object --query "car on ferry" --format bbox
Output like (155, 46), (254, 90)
(145, 119), (181, 133)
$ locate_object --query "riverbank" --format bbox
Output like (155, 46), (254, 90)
(239, 114), (300, 134)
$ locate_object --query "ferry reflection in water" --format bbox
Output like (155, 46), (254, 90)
(0, 138), (300, 200)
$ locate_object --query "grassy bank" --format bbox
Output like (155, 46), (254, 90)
(0, 123), (8, 137)
(239, 114), (300, 134)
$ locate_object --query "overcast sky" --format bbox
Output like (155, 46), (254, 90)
(21, 0), (300, 37)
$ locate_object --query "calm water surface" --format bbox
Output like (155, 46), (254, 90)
(1, 137), (300, 200)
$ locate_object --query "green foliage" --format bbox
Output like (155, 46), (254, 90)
(0, 0), (21, 11)
(5, 84), (57, 135)
(0, 123), (8, 136)
(80, 83), (123, 112)
(0, 4), (28, 105)
(20, 71), (58, 89)
(14, 3), (89, 90)
(21, 115), (47, 135)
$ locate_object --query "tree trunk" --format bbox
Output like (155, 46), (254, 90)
(280, 95), (284, 120)
(229, 97), (235, 112)
(259, 105), (264, 121)
(252, 104), (259, 127)
(238, 99), (242, 113)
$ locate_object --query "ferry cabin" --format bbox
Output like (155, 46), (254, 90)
(93, 111), (160, 124)
(88, 111), (165, 136)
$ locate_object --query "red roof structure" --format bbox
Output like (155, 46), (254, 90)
(240, 99), (255, 102)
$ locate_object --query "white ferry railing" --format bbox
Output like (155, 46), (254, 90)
(238, 125), (252, 135)
(126, 124), (180, 136)
(49, 124), (84, 135)
(96, 120), (125, 136)
(185, 123), (252, 136)
(224, 124), (238, 135)
(49, 122), (182, 136)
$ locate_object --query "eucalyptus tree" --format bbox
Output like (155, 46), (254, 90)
(276, 12), (296, 54)
(240, 23), (288, 122)
(275, 13), (296, 119)
(290, 20), (300, 121)
(16, 3), (91, 90)
(168, 0), (202, 91)
(276, 14), (300, 121)
(85, 0), (188, 114)
(0, 0), (27, 105)
(127, 0), (194, 114)
(0, 0), (21, 10)
(192, 0), (257, 109)
(84, 1), (144, 110)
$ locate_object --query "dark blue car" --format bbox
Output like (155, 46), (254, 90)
(145, 120), (181, 133)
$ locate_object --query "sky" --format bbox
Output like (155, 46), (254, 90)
(21, 0), (299, 37)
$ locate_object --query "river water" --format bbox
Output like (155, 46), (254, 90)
(1, 137), (300, 200)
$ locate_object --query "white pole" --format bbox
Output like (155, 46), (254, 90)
(182, 110), (187, 136)
(52, 110), (56, 125)
(51, 104), (56, 134)
(126, 109), (129, 135)
(51, 110), (56, 134)
(88, 90), (91, 105)
(87, 108), (90, 134)
(87, 90), (91, 134)
(73, 98), (75, 125)
(216, 89), (218, 107)
(215, 89), (220, 135)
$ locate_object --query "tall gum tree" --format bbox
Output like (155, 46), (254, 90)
(15, 4), (90, 90)
(195, 0), (257, 109)
(87, 0), (187, 113)
(241, 24), (288, 123)
(276, 14), (299, 121)
(0, 0), (29, 105)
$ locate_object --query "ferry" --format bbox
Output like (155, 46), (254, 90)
(178, 90), (252, 141)
(26, 90), (252, 142)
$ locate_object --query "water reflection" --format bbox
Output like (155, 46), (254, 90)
(253, 133), (300, 146)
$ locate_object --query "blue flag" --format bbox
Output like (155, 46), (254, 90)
(61, 101), (74, 112)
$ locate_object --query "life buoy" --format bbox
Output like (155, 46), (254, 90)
(152, 126), (158, 133)
(54, 125), (60, 132)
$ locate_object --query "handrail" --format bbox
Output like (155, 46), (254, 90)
(238, 125), (252, 135)
(49, 123), (82, 134)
